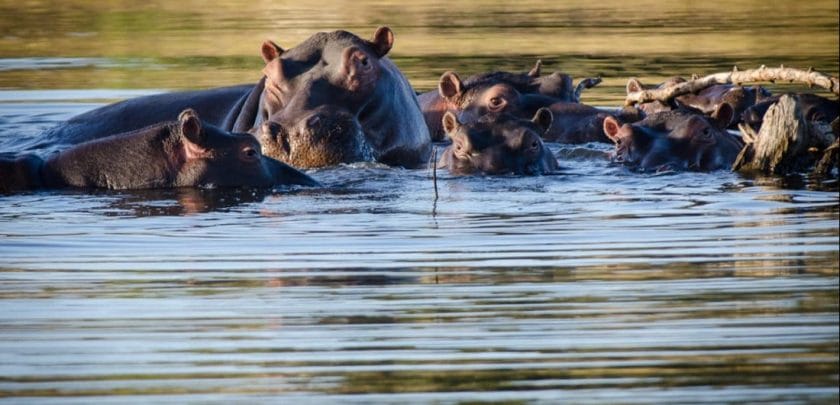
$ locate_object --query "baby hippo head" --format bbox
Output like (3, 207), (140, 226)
(174, 109), (318, 188)
(438, 108), (559, 175)
(256, 105), (371, 168)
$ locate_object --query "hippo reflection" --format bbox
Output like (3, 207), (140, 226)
(437, 108), (558, 175)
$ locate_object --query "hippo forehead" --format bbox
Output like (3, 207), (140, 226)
(466, 114), (541, 145)
(279, 30), (374, 76)
(457, 82), (520, 107)
(463, 71), (539, 94)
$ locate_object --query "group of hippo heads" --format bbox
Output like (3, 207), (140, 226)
(2, 26), (838, 193)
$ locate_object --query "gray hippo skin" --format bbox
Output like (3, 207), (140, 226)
(437, 108), (558, 175)
(418, 62), (598, 142)
(33, 27), (430, 169)
(741, 93), (839, 131)
(32, 84), (257, 151)
(602, 104), (743, 172)
(0, 109), (317, 193)
(256, 27), (430, 168)
(626, 77), (772, 128)
(431, 71), (623, 144)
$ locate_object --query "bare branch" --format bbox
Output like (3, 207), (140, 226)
(625, 66), (840, 107)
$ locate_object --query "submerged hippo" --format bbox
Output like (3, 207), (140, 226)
(602, 104), (743, 172)
(627, 77), (771, 128)
(0, 109), (317, 193)
(437, 108), (558, 175)
(419, 62), (600, 141)
(429, 70), (623, 144)
(741, 93), (839, 131)
(32, 27), (429, 168)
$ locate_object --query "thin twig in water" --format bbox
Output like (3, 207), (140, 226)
(431, 147), (439, 201)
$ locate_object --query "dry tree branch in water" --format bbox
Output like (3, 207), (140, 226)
(625, 65), (840, 107)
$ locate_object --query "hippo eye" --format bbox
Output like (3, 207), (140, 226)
(241, 147), (259, 161)
(489, 97), (504, 108)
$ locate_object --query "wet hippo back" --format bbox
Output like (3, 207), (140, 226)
(31, 84), (254, 153)
(359, 57), (430, 167)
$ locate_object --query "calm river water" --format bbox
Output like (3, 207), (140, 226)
(0, 1), (838, 403)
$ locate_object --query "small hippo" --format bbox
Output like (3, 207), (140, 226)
(419, 62), (599, 141)
(602, 104), (743, 171)
(627, 77), (771, 128)
(437, 108), (559, 175)
(0, 109), (318, 193)
(434, 72), (619, 144)
(741, 93), (839, 131)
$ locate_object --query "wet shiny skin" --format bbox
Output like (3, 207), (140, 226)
(0, 0), (838, 402)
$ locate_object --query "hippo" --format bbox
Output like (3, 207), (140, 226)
(418, 62), (600, 141)
(627, 77), (771, 128)
(30, 27), (430, 168)
(437, 108), (559, 175)
(258, 27), (430, 167)
(255, 105), (372, 168)
(0, 109), (317, 193)
(602, 104), (744, 172)
(430, 71), (623, 144)
(741, 93), (839, 131)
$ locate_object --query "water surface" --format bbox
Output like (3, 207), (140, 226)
(0, 1), (838, 402)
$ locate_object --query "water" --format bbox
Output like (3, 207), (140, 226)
(1, 1), (838, 402)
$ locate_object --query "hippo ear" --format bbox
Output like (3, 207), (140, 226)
(528, 59), (542, 78)
(626, 78), (644, 94)
(442, 111), (461, 135)
(602, 116), (623, 143)
(370, 26), (394, 57)
(712, 103), (734, 129)
(179, 109), (204, 145)
(261, 40), (284, 63)
(439, 71), (464, 102)
(531, 107), (553, 134)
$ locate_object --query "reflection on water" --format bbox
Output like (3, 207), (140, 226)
(0, 0), (838, 402)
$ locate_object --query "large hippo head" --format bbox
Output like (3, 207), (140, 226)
(258, 27), (394, 122)
(437, 70), (558, 124)
(602, 104), (743, 171)
(437, 108), (558, 175)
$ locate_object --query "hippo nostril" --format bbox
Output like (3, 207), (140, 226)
(307, 114), (323, 129)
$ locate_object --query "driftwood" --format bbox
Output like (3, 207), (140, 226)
(733, 95), (837, 175)
(625, 66), (840, 107)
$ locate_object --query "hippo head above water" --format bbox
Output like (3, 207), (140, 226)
(437, 108), (559, 175)
(258, 27), (394, 122)
(626, 77), (772, 128)
(602, 104), (744, 172)
(256, 104), (372, 168)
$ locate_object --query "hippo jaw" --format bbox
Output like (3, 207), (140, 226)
(257, 108), (373, 169)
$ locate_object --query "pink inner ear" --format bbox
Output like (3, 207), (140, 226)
(603, 118), (622, 142)
(262, 59), (284, 84)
